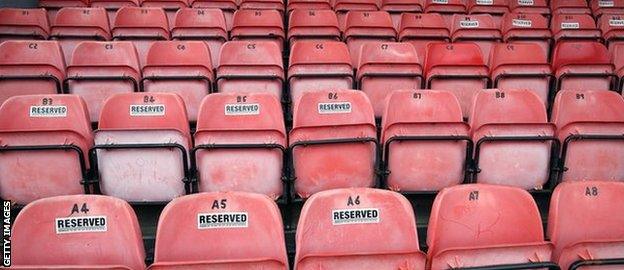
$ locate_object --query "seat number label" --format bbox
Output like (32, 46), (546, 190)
(197, 212), (248, 229)
(130, 104), (165, 116)
(431, 0), (448, 4)
(561, 22), (580, 29)
(55, 216), (107, 234)
(517, 0), (534, 5)
(460, 20), (480, 28)
(599, 0), (614, 7)
(318, 102), (352, 114)
(225, 103), (260, 116)
(332, 208), (379, 225)
(609, 19), (624, 27)
(29, 106), (67, 118)
(512, 19), (532, 27)
(476, 0), (493, 5)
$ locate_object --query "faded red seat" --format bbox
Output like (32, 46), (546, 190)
(548, 181), (624, 270)
(295, 188), (426, 270)
(600, 14), (624, 50)
(287, 0), (332, 13)
(0, 41), (65, 106)
(344, 11), (397, 67)
(466, 0), (509, 28)
(90, 0), (140, 26)
(450, 14), (502, 63)
(287, 9), (341, 48)
(381, 0), (423, 29)
(190, 0), (237, 31)
(142, 41), (214, 122)
(427, 184), (555, 269)
(0, 95), (92, 205)
(423, 0), (467, 26)
(381, 90), (470, 191)
(65, 41), (141, 122)
(509, 0), (550, 16)
(551, 0), (591, 15)
(551, 13), (601, 44)
(501, 12), (552, 59)
(112, 7), (170, 67)
(240, 0), (285, 14)
(552, 41), (616, 91)
(290, 90), (377, 198)
(334, 0), (379, 31)
(398, 13), (450, 65)
(51, 7), (112, 64)
(193, 93), (286, 198)
(357, 42), (422, 117)
(613, 43), (624, 91)
(551, 90), (624, 183)
(171, 8), (227, 67)
(39, 0), (89, 22)
(94, 92), (191, 202)
(12, 195), (145, 270)
(141, 0), (190, 25)
(231, 9), (285, 52)
(0, 8), (49, 43)
(592, 0), (624, 19)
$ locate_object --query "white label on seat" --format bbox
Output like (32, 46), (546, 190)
(561, 22), (580, 29)
(332, 208), (380, 225)
(197, 212), (248, 229)
(599, 0), (615, 7)
(512, 19), (533, 27)
(476, 0), (493, 5)
(609, 19), (624, 27)
(129, 104), (165, 116)
(29, 106), (67, 118)
(318, 102), (352, 114)
(460, 20), (480, 28)
(55, 216), (107, 234)
(224, 103), (260, 116)
(431, 0), (448, 4)
(517, 0), (534, 6)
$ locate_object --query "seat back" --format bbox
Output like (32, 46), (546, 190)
(141, 0), (190, 26)
(424, 0), (466, 25)
(500, 12), (552, 58)
(591, 0), (624, 19)
(551, 0), (591, 14)
(509, 0), (549, 15)
(466, 0), (509, 27)
(398, 13), (449, 63)
(51, 7), (112, 64)
(287, 9), (341, 46)
(39, 0), (89, 21)
(613, 43), (624, 86)
(90, 0), (141, 26)
(450, 14), (501, 62)
(231, 9), (285, 51)
(470, 89), (548, 132)
(240, 0), (286, 12)
(113, 6), (170, 67)
(552, 41), (614, 91)
(344, 11), (397, 66)
(380, 0), (423, 29)
(600, 14), (624, 47)
(334, 0), (379, 31)
(0, 8), (49, 42)
(551, 13), (601, 43)
(171, 8), (227, 66)
(287, 0), (332, 13)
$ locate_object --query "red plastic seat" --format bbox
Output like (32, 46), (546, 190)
(469, 89), (555, 189)
(450, 14), (502, 63)
(613, 43), (624, 91)
(398, 13), (450, 65)
(0, 8), (49, 43)
(501, 12), (552, 59)
(0, 41), (65, 106)
(592, 0), (624, 19)
(344, 11), (397, 67)
(193, 93), (286, 198)
(600, 14), (624, 50)
(381, 90), (470, 191)
(424, 43), (489, 118)
(142, 41), (214, 122)
(0, 95), (92, 205)
(288, 41), (353, 105)
(240, 0), (285, 13)
(427, 184), (554, 270)
(551, 13), (601, 44)
(551, 90), (624, 183)
(190, 0), (237, 31)
(171, 8), (227, 67)
(94, 92), (191, 202)
(381, 0), (423, 30)
(290, 90), (377, 198)
(551, 0), (591, 15)
(287, 0), (332, 13)
(217, 41), (284, 100)
(423, 0), (467, 26)
(51, 7), (112, 64)
(112, 7), (170, 67)
(141, 0), (190, 26)
(548, 181), (624, 270)
(287, 9), (341, 48)
(509, 0), (550, 16)
(90, 0), (141, 26)
(489, 43), (553, 107)
(66, 41), (141, 122)
(357, 42), (422, 117)
(39, 0), (89, 22)
(552, 41), (616, 91)
(295, 188), (426, 270)
(466, 0), (509, 28)
(231, 10), (285, 52)
(334, 0), (379, 31)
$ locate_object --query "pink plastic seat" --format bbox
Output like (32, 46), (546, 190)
(65, 41), (141, 122)
(552, 41), (616, 91)
(240, 0), (285, 13)
(39, 0), (89, 22)
(334, 0), (379, 31)
(90, 0), (141, 26)
(290, 90), (377, 198)
(231, 9), (285, 52)
(600, 14), (624, 50)
(0, 8), (49, 43)
(51, 7), (112, 64)
(613, 43), (624, 91)
(381, 0), (423, 30)
(381, 90), (470, 191)
(193, 93), (286, 198)
(141, 41), (213, 122)
(112, 7), (170, 67)
(287, 0), (332, 14)
(551, 90), (624, 183)
(423, 0), (467, 26)
(551, 13), (602, 44)
(0, 40), (65, 106)
(287, 9), (341, 48)
(551, 0), (591, 15)
(344, 11), (397, 67)
(450, 14), (502, 63)
(0, 95), (92, 205)
(295, 188), (426, 270)
(398, 13), (450, 65)
(548, 181), (624, 270)
(12, 195), (145, 270)
(509, 0), (550, 17)
(592, 0), (624, 19)
(171, 8), (227, 67)
(427, 184), (554, 270)
(141, 0), (190, 26)
(501, 12), (552, 59)
(190, 0), (237, 31)
(357, 42), (422, 117)
(466, 0), (509, 28)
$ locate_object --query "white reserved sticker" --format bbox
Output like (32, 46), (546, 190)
(512, 19), (532, 27)
(318, 102), (352, 114)
(460, 20), (480, 28)
(476, 0), (493, 5)
(198, 212), (248, 229)
(517, 0), (534, 5)
(55, 216), (107, 234)
(431, 0), (448, 4)
(599, 0), (615, 7)
(561, 22), (580, 29)
(332, 208), (380, 225)
(609, 19), (624, 27)
(224, 103), (260, 116)
(129, 104), (165, 116)
(29, 106), (67, 118)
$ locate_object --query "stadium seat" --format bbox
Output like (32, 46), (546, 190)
(591, 0), (624, 20)
(466, 0), (509, 28)
(344, 11), (397, 67)
(90, 0), (141, 26)
(141, 0), (190, 26)
(398, 13), (450, 64)
(65, 41), (141, 122)
(93, 92), (191, 202)
(240, 0), (286, 14)
(552, 41), (616, 91)
(287, 9), (341, 48)
(295, 188), (426, 270)
(551, 0), (591, 15)
(381, 0), (423, 29)
(548, 181), (624, 270)
(0, 8), (49, 43)
(489, 43), (553, 107)
(12, 195), (145, 270)
(288, 41), (353, 105)
(501, 12), (552, 59)
(469, 89), (555, 190)
(423, 0), (467, 26)
(0, 95), (92, 205)
(39, 0), (89, 22)
(190, 0), (237, 31)
(450, 14), (502, 63)
(551, 90), (624, 183)
(0, 41), (65, 106)
(509, 0), (550, 17)
(600, 14), (624, 50)
(427, 184), (555, 269)
(613, 43), (624, 91)
(551, 13), (602, 44)
(50, 7), (112, 64)
(424, 43), (489, 118)
(357, 42), (422, 117)
(287, 0), (332, 14)
(112, 6), (170, 67)
(381, 90), (470, 191)
(193, 93), (286, 198)
(290, 90), (377, 198)
(149, 192), (288, 270)
(171, 8), (227, 67)
(141, 41), (214, 122)
(231, 10), (285, 52)
(334, 0), (379, 31)
(217, 41), (284, 100)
